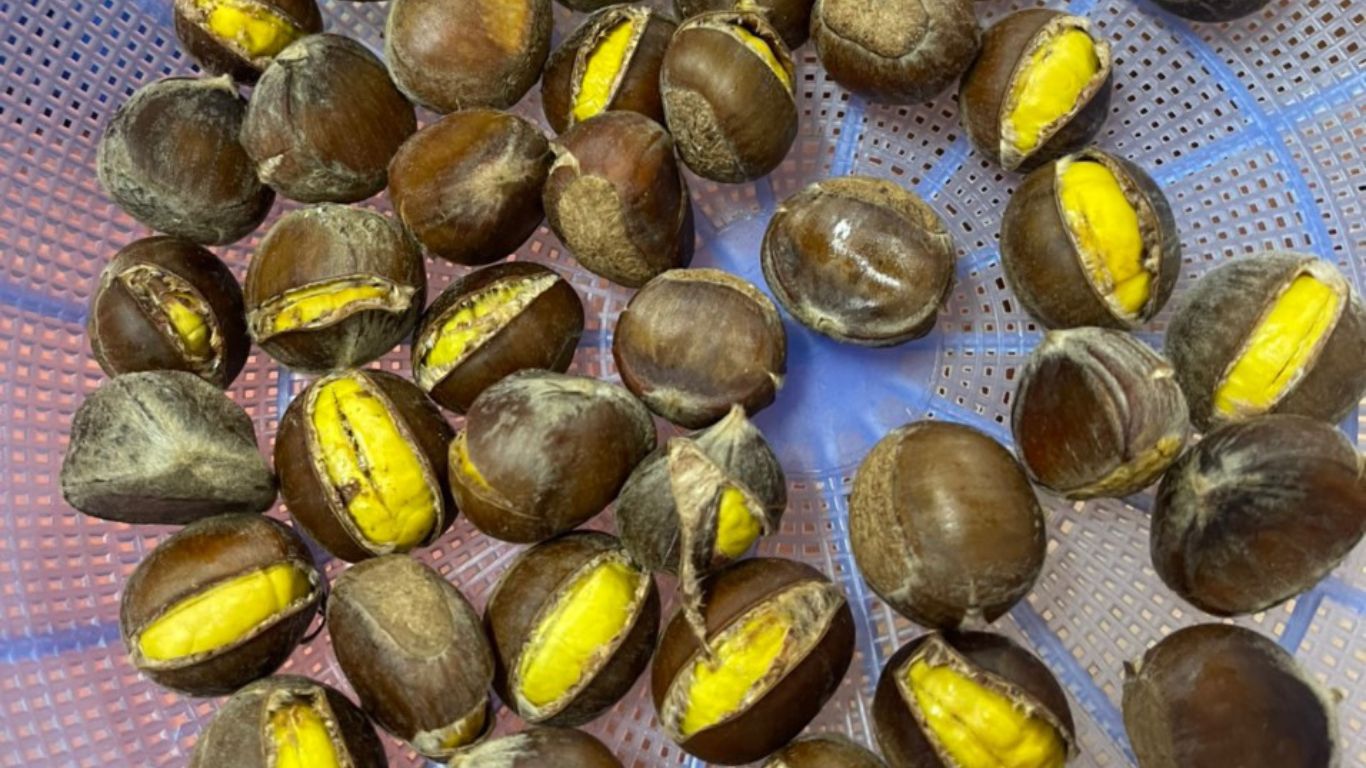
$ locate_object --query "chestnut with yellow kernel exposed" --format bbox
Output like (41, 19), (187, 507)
(675, 0), (814, 50)
(446, 727), (624, 768)
(763, 735), (888, 768)
(173, 0), (321, 83)
(542, 6), (676, 134)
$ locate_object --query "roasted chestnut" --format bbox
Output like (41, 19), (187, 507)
(328, 555), (495, 759)
(241, 33), (417, 204)
(761, 176), (955, 345)
(245, 204), (425, 373)
(1164, 252), (1366, 431)
(545, 112), (695, 287)
(61, 371), (276, 525)
(384, 0), (552, 113)
(661, 11), (798, 183)
(172, 0), (322, 84)
(850, 421), (1045, 628)
(1012, 328), (1189, 499)
(485, 532), (661, 726)
(874, 632), (1076, 768)
(651, 558), (855, 765)
(675, 0), (814, 50)
(388, 109), (552, 266)
(447, 728), (624, 768)
(449, 370), (656, 543)
(1149, 0), (1270, 22)
(412, 262), (585, 413)
(1152, 415), (1365, 616)
(542, 5), (676, 134)
(1001, 148), (1181, 329)
(96, 76), (273, 245)
(959, 11), (1113, 172)
(119, 514), (323, 696)
(763, 735), (887, 768)
(614, 268), (787, 428)
(1123, 624), (1338, 768)
(88, 236), (249, 388)
(189, 675), (387, 768)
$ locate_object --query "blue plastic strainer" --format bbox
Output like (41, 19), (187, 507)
(0, 0), (1363, 765)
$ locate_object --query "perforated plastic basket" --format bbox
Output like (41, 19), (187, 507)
(1, 0), (1363, 764)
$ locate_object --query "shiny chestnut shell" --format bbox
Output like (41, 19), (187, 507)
(763, 735), (888, 768)
(1150, 0), (1271, 21)
(675, 0), (814, 49)
(172, 0), (322, 84)
(447, 728), (624, 768)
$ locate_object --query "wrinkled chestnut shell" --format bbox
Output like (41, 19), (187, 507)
(485, 532), (661, 726)
(1150, 0), (1271, 22)
(761, 176), (955, 345)
(173, 0), (322, 84)
(763, 735), (888, 768)
(651, 558), (856, 765)
(389, 109), (552, 266)
(1123, 624), (1338, 768)
(88, 236), (249, 388)
(850, 421), (1045, 628)
(97, 76), (274, 245)
(545, 112), (696, 288)
(120, 514), (322, 696)
(1152, 415), (1366, 616)
(447, 727), (625, 768)
(676, 0), (814, 49)
(1001, 149), (1182, 329)
(874, 632), (1076, 768)
(1164, 252), (1366, 431)
(188, 675), (387, 768)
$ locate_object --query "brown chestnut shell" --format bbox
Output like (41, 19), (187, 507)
(1150, 0), (1271, 22)
(675, 0), (814, 50)
(172, 0), (323, 84)
(446, 727), (625, 768)
(762, 735), (887, 768)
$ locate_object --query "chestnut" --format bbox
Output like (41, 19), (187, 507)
(763, 735), (887, 768)
(449, 370), (656, 543)
(412, 262), (585, 413)
(96, 76), (273, 245)
(811, 0), (978, 104)
(761, 176), (955, 345)
(1123, 624), (1338, 768)
(873, 632), (1076, 768)
(241, 33), (417, 204)
(119, 514), (323, 696)
(556, 0), (621, 10)
(651, 557), (855, 766)
(959, 11), (1113, 172)
(87, 236), (249, 388)
(328, 555), (496, 759)
(188, 675), (386, 768)
(245, 204), (424, 373)
(545, 112), (695, 288)
(275, 369), (455, 563)
(542, 5), (676, 134)
(484, 532), (661, 726)
(1012, 328), (1189, 499)
(388, 109), (552, 266)
(384, 0), (551, 113)
(1152, 415), (1365, 616)
(1001, 148), (1181, 329)
(1164, 252), (1366, 431)
(661, 11), (798, 183)
(675, 0), (814, 50)
(1149, 0), (1271, 22)
(61, 371), (276, 525)
(447, 728), (624, 768)
(613, 269), (787, 428)
(172, 0), (322, 84)
(850, 421), (1045, 628)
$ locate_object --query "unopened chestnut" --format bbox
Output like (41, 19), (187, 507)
(661, 11), (798, 183)
(614, 269), (787, 428)
(447, 728), (624, 768)
(762, 176), (955, 345)
(556, 0), (621, 10)
(959, 11), (1113, 172)
(874, 632), (1076, 768)
(1165, 252), (1366, 431)
(241, 34), (417, 204)
(542, 6), (676, 134)
(1123, 624), (1338, 768)
(328, 555), (496, 759)
(412, 262), (585, 413)
(189, 675), (386, 768)
(449, 370), (656, 543)
(1150, 0), (1270, 22)
(388, 109), (552, 266)
(61, 371), (276, 525)
(88, 236), (249, 388)
(851, 421), (1045, 628)
(1002, 149), (1181, 328)
(1152, 415), (1365, 616)
(120, 514), (323, 696)
(676, 0), (814, 50)
(545, 112), (695, 287)
(1012, 328), (1189, 499)
(764, 735), (887, 768)
(384, 0), (551, 113)
(275, 370), (455, 563)
(97, 76), (273, 245)
(172, 0), (322, 83)
(245, 204), (424, 373)
(485, 532), (660, 726)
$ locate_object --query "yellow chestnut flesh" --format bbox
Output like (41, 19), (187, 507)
(119, 266), (217, 363)
(271, 702), (341, 768)
(731, 25), (792, 90)
(138, 563), (311, 660)
(1008, 29), (1099, 153)
(161, 292), (213, 360)
(714, 486), (763, 560)
(268, 278), (395, 335)
(1058, 160), (1148, 315)
(423, 273), (557, 378)
(196, 0), (302, 58)
(574, 20), (637, 123)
